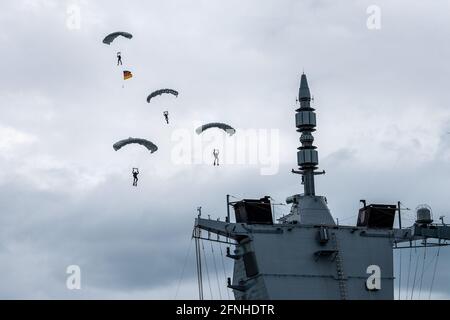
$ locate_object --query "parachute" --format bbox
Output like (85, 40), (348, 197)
(113, 138), (158, 153)
(103, 32), (133, 45)
(147, 89), (179, 103)
(195, 123), (236, 136)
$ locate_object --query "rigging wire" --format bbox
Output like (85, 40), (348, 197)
(194, 229), (203, 300)
(210, 242), (223, 300)
(406, 242), (412, 300)
(229, 194), (242, 201)
(398, 244), (402, 300)
(219, 244), (231, 300)
(410, 242), (419, 300)
(428, 244), (441, 300)
(418, 242), (427, 300)
(175, 237), (194, 299)
(201, 240), (214, 299)
(338, 214), (358, 222)
(422, 250), (438, 273)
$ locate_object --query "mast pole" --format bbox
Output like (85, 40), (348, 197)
(226, 194), (230, 223)
(295, 73), (324, 195)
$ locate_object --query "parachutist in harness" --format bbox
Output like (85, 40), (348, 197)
(213, 149), (220, 166)
(117, 52), (122, 66)
(132, 168), (139, 186)
(163, 111), (169, 124)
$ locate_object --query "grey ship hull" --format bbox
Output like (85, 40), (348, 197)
(196, 218), (394, 300)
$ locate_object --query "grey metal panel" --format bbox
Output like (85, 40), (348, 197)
(296, 111), (317, 127)
(297, 149), (319, 165)
(231, 226), (393, 300)
(296, 196), (335, 225)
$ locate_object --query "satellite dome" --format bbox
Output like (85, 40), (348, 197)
(415, 204), (433, 224)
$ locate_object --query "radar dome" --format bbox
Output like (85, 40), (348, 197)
(415, 204), (433, 224)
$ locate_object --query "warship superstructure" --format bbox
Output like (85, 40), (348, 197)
(193, 74), (450, 300)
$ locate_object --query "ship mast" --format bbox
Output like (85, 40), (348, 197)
(294, 73), (324, 195)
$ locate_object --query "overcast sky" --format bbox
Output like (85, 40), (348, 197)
(1, 0), (450, 299)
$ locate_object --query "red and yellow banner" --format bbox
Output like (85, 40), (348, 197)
(123, 70), (133, 80)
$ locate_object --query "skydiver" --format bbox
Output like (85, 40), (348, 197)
(117, 52), (122, 66)
(163, 111), (169, 124)
(132, 168), (139, 186)
(213, 149), (220, 166)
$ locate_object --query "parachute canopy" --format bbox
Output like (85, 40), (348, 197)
(113, 138), (158, 153)
(147, 89), (179, 103)
(195, 123), (236, 136)
(103, 32), (133, 45)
